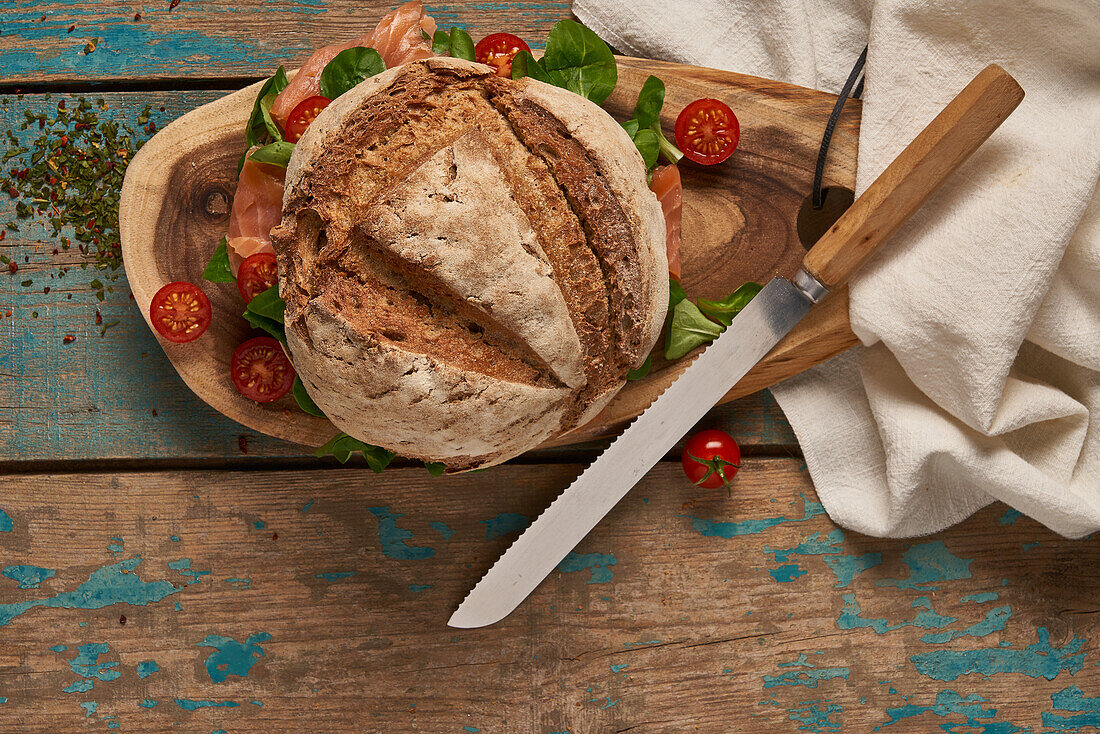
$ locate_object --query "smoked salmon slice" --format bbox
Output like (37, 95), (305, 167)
(650, 164), (683, 280)
(227, 150), (286, 273)
(270, 1), (437, 129)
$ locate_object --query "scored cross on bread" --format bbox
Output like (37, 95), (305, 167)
(272, 58), (668, 471)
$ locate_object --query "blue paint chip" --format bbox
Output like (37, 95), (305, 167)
(557, 552), (616, 583)
(910, 627), (1086, 682)
(80, 701), (97, 717)
(875, 541), (972, 591)
(3, 565), (56, 589)
(136, 660), (159, 679)
(50, 644), (67, 653)
(1043, 685), (1100, 730)
(686, 495), (824, 538)
(169, 535), (181, 542)
(301, 500), (315, 514)
(769, 564), (807, 583)
(63, 642), (120, 694)
(920, 606), (1011, 644)
(408, 584), (433, 593)
(197, 632), (271, 683)
(428, 521), (454, 540)
(1000, 508), (1023, 525)
(764, 655), (849, 689)
(315, 571), (356, 582)
(167, 558), (211, 585)
(463, 727), (480, 733)
(252, 521), (266, 530)
(173, 699), (241, 711)
(0, 508), (12, 532)
(823, 553), (883, 588)
(107, 537), (124, 555)
(368, 507), (435, 560)
(837, 593), (956, 635)
(139, 699), (158, 708)
(961, 592), (999, 604)
(1022, 541), (1041, 552)
(479, 513), (530, 540)
(610, 664), (628, 673)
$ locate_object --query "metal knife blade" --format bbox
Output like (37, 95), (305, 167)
(448, 275), (818, 628)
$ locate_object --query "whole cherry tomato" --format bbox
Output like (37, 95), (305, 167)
(682, 429), (741, 490)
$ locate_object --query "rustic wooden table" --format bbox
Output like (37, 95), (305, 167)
(1, 2), (1097, 732)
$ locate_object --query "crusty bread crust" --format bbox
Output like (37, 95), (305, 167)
(273, 57), (667, 470)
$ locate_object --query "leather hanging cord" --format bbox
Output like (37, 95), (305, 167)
(811, 46), (868, 209)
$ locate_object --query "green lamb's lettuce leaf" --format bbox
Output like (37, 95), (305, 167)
(448, 27), (476, 61)
(669, 277), (688, 309)
(202, 237), (235, 283)
(315, 433), (396, 471)
(292, 375), (325, 417)
(665, 297), (724, 360)
(632, 75), (665, 129)
(246, 66), (289, 148)
(249, 141), (295, 168)
(318, 47), (386, 100)
(242, 284), (287, 343)
(697, 282), (763, 326)
(512, 20), (617, 105)
(432, 28), (453, 55)
(424, 461), (447, 477)
(622, 75), (682, 169)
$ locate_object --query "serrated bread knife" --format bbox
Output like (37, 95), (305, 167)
(449, 65), (1024, 629)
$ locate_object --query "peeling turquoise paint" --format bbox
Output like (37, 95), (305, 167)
(822, 553), (883, 588)
(174, 699), (241, 711)
(686, 496), (824, 538)
(770, 564), (807, 583)
(480, 513), (530, 540)
(911, 628), (1086, 682)
(301, 500), (315, 514)
(610, 664), (628, 673)
(139, 699), (158, 708)
(1000, 509), (1022, 525)
(107, 537), (124, 555)
(921, 606), (1011, 644)
(368, 507), (435, 560)
(429, 521), (454, 540)
(252, 521), (266, 530)
(837, 594), (956, 634)
(3, 565), (55, 589)
(408, 584), (433, 593)
(0, 509), (12, 532)
(80, 701), (97, 717)
(764, 655), (849, 689)
(872, 690), (999, 731)
(876, 542), (972, 590)
(136, 660), (159, 679)
(768, 530), (844, 561)
(198, 632), (271, 683)
(315, 571), (356, 582)
(224, 577), (251, 590)
(0, 558), (179, 627)
(63, 642), (120, 693)
(168, 558), (211, 585)
(557, 552), (616, 583)
(786, 699), (842, 731)
(1042, 685), (1100, 730)
(50, 644), (67, 652)
(962, 593), (999, 603)
(463, 727), (480, 732)
(624, 640), (661, 647)
(169, 535), (181, 542)
(1022, 541), (1041, 552)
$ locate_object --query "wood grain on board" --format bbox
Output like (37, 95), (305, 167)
(0, 461), (1094, 733)
(119, 58), (860, 451)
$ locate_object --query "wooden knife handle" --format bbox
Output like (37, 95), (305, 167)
(801, 64), (1024, 291)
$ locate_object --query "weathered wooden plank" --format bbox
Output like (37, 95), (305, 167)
(0, 1), (570, 85)
(0, 90), (796, 463)
(0, 461), (1094, 732)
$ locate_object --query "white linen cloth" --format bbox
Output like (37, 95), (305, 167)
(574, 0), (1100, 537)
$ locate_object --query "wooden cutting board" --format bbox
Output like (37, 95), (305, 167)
(119, 57), (862, 451)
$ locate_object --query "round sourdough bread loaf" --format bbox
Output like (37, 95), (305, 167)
(271, 57), (667, 470)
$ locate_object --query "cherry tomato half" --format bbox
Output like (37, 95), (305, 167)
(674, 98), (740, 165)
(230, 336), (296, 403)
(237, 252), (279, 304)
(284, 95), (331, 143)
(682, 429), (741, 490)
(149, 281), (211, 343)
(475, 32), (531, 77)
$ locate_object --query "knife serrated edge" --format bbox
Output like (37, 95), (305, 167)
(448, 275), (819, 628)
